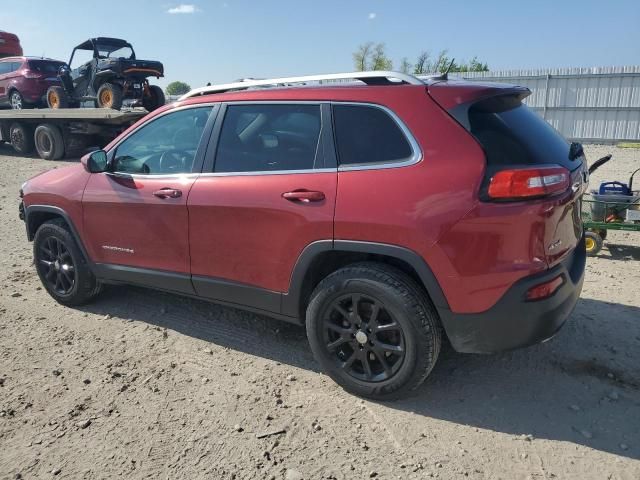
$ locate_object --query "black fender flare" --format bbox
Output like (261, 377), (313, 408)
(24, 205), (92, 267)
(281, 240), (450, 319)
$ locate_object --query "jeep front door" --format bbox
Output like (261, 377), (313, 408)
(82, 105), (216, 293)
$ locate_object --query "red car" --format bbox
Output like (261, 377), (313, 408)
(0, 31), (22, 58)
(19, 71), (587, 399)
(0, 56), (65, 109)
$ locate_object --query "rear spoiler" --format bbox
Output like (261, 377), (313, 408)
(428, 82), (531, 131)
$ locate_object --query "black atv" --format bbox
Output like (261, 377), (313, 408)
(46, 37), (165, 111)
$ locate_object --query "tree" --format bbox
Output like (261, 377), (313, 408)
(352, 43), (490, 74)
(370, 43), (392, 70)
(399, 57), (412, 74)
(353, 42), (374, 71)
(413, 51), (430, 74)
(165, 81), (192, 96)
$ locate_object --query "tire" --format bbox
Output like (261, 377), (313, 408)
(595, 229), (607, 241)
(33, 219), (101, 306)
(9, 90), (25, 110)
(585, 231), (603, 256)
(96, 83), (123, 110)
(46, 86), (70, 109)
(34, 124), (65, 160)
(306, 262), (442, 400)
(9, 122), (34, 155)
(142, 85), (166, 112)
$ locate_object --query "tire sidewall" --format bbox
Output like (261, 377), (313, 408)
(307, 276), (428, 398)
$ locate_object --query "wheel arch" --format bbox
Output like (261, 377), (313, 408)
(282, 240), (450, 320)
(25, 205), (91, 264)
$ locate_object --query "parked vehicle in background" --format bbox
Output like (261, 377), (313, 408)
(0, 108), (147, 159)
(0, 57), (65, 109)
(0, 31), (23, 58)
(20, 71), (588, 399)
(46, 37), (165, 111)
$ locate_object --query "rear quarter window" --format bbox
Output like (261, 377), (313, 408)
(332, 104), (414, 166)
(468, 95), (574, 170)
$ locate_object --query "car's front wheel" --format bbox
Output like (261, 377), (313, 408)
(34, 220), (102, 306)
(306, 262), (442, 400)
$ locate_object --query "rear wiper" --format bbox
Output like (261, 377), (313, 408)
(569, 142), (584, 161)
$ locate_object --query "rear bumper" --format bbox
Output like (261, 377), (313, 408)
(440, 235), (586, 354)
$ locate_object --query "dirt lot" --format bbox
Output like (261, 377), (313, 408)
(0, 144), (639, 480)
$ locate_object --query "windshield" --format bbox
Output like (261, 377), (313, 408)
(96, 45), (133, 59)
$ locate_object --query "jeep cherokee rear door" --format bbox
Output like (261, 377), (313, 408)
(187, 102), (337, 314)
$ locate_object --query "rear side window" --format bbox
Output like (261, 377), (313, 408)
(332, 104), (413, 166)
(28, 60), (62, 74)
(214, 104), (322, 173)
(0, 61), (11, 75)
(468, 95), (573, 169)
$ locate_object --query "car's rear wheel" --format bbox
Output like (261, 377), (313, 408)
(46, 86), (70, 109)
(9, 122), (34, 155)
(34, 124), (65, 160)
(142, 85), (166, 112)
(34, 220), (101, 306)
(97, 83), (123, 110)
(306, 262), (441, 400)
(10, 90), (25, 110)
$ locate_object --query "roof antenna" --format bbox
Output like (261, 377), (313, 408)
(429, 58), (455, 81)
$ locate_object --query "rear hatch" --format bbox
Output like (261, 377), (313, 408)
(429, 82), (587, 266)
(26, 59), (64, 82)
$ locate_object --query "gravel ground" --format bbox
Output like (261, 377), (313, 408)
(0, 144), (639, 480)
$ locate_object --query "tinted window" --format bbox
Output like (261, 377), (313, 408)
(214, 104), (321, 173)
(333, 105), (413, 166)
(468, 95), (573, 169)
(0, 62), (11, 75)
(113, 107), (212, 174)
(28, 60), (63, 74)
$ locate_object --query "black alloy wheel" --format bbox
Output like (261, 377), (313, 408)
(323, 293), (405, 382)
(36, 235), (76, 295)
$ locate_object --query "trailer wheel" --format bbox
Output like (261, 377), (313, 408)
(47, 86), (70, 109)
(97, 83), (123, 110)
(585, 231), (603, 256)
(9, 123), (34, 155)
(34, 124), (65, 160)
(143, 85), (166, 112)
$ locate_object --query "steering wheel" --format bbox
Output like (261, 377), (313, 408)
(159, 149), (190, 173)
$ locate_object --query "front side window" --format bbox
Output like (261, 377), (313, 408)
(112, 106), (213, 174)
(333, 104), (413, 166)
(214, 104), (322, 173)
(0, 61), (11, 75)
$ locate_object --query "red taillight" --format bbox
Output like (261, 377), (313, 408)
(488, 166), (571, 200)
(526, 275), (564, 301)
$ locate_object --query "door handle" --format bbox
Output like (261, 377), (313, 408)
(153, 188), (182, 199)
(282, 190), (325, 203)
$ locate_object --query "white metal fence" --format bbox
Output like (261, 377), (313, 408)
(448, 66), (640, 143)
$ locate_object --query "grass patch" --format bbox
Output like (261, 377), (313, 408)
(617, 142), (640, 149)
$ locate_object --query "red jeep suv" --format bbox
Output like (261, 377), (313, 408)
(20, 71), (587, 399)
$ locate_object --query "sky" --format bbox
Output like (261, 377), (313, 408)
(3, 0), (639, 90)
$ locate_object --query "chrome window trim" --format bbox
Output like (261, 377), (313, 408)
(332, 102), (423, 172)
(198, 168), (336, 178)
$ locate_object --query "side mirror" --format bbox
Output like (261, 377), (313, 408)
(81, 150), (108, 173)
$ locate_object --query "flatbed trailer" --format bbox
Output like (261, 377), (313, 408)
(0, 108), (148, 160)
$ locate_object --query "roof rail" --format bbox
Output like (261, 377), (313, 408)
(179, 71), (424, 100)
